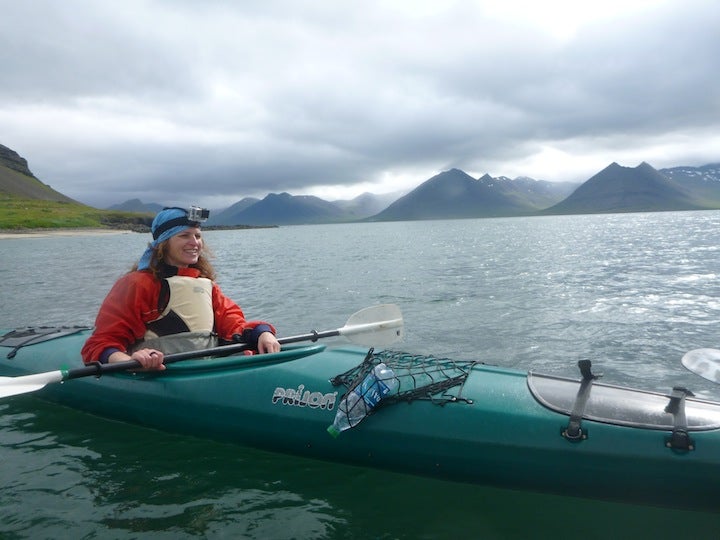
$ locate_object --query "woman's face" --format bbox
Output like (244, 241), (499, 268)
(163, 227), (202, 267)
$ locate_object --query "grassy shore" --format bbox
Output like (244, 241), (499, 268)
(0, 196), (152, 231)
(0, 196), (278, 235)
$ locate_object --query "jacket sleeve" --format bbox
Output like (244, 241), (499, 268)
(81, 272), (160, 363)
(211, 283), (276, 344)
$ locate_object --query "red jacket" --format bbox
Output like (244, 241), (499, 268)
(81, 267), (275, 363)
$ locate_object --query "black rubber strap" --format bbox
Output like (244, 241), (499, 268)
(563, 360), (601, 442)
(664, 387), (696, 451)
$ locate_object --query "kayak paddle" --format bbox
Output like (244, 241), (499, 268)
(0, 304), (404, 399)
(682, 348), (720, 384)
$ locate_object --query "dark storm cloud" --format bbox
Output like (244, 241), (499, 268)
(1, 0), (718, 207)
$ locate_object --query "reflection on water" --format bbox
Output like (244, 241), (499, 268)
(2, 398), (719, 539)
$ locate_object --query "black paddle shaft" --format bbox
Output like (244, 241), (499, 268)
(65, 329), (342, 380)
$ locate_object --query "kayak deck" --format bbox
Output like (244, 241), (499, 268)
(2, 327), (720, 511)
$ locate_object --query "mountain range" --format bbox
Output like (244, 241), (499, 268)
(2, 142), (720, 226)
(543, 162), (720, 215)
(370, 169), (578, 221)
(189, 161), (720, 225)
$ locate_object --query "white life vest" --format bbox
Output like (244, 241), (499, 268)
(145, 275), (214, 339)
(132, 275), (218, 354)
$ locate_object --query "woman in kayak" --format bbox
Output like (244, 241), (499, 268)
(81, 206), (280, 370)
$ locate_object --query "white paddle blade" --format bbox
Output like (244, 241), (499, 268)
(0, 371), (65, 399)
(340, 304), (404, 347)
(682, 348), (720, 384)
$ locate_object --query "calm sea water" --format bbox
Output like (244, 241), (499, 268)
(1, 212), (720, 538)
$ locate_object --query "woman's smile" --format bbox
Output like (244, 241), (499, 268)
(164, 227), (202, 267)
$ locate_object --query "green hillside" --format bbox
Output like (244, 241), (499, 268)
(0, 147), (152, 230)
(0, 194), (153, 230)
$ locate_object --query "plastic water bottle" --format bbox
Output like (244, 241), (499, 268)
(327, 363), (398, 437)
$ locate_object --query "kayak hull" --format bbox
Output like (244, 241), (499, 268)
(1, 328), (719, 511)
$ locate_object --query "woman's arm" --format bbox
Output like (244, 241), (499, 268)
(211, 283), (279, 352)
(81, 272), (161, 364)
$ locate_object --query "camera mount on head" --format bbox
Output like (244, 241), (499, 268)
(153, 206), (212, 239)
(187, 206), (210, 223)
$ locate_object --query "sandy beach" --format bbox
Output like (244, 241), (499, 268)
(0, 228), (135, 239)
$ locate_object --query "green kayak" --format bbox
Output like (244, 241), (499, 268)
(1, 325), (719, 512)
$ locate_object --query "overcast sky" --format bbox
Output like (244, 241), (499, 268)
(1, 0), (718, 208)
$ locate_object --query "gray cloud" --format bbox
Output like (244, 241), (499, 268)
(1, 0), (718, 208)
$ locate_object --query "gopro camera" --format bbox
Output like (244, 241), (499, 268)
(187, 206), (210, 222)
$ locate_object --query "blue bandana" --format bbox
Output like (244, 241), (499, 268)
(137, 208), (199, 270)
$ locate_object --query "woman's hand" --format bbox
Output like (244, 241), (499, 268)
(133, 348), (166, 370)
(257, 332), (281, 354)
(109, 348), (165, 370)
